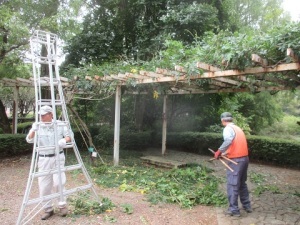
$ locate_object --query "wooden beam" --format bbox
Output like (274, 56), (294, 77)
(60, 76), (69, 82)
(16, 77), (33, 85)
(163, 85), (298, 95)
(94, 75), (101, 80)
(156, 68), (184, 78)
(196, 62), (221, 72)
(213, 77), (240, 85)
(210, 80), (231, 88)
(110, 75), (127, 81)
(287, 48), (299, 63)
(174, 65), (185, 73)
(125, 72), (149, 80)
(1, 78), (21, 87)
(85, 76), (92, 81)
(139, 70), (165, 78)
(101, 75), (114, 81)
(132, 63), (300, 85)
(251, 54), (268, 67)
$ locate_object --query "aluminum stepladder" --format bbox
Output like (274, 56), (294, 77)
(16, 30), (100, 225)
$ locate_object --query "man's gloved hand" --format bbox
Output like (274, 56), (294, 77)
(31, 122), (38, 132)
(214, 149), (222, 159)
(58, 138), (67, 148)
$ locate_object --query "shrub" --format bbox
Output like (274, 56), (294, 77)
(0, 134), (32, 157)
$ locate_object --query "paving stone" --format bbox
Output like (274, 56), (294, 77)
(142, 149), (300, 225)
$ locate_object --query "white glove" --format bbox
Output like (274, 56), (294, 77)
(31, 122), (38, 131)
(58, 138), (67, 148)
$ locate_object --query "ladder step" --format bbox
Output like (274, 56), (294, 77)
(35, 59), (56, 65)
(32, 164), (83, 178)
(65, 143), (74, 149)
(37, 121), (69, 126)
(26, 184), (93, 206)
(36, 146), (56, 152)
(37, 100), (64, 106)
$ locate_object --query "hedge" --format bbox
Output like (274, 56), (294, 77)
(1, 130), (300, 168)
(154, 132), (300, 167)
(0, 134), (33, 157)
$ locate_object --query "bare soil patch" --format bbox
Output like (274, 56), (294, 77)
(0, 155), (217, 225)
(1, 150), (300, 225)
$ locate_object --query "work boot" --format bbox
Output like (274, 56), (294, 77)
(41, 210), (54, 220)
(224, 210), (241, 217)
(59, 207), (68, 217)
(244, 207), (253, 213)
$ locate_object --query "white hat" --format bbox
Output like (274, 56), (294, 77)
(38, 106), (53, 115)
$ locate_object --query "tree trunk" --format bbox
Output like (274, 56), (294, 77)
(0, 99), (12, 133)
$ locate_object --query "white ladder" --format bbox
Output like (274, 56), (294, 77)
(16, 30), (100, 225)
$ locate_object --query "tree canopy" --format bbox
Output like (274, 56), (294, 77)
(0, 0), (299, 134)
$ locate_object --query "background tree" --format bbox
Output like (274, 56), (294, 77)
(64, 0), (231, 65)
(0, 0), (86, 133)
(224, 0), (289, 32)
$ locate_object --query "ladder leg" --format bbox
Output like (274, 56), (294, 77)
(16, 30), (101, 224)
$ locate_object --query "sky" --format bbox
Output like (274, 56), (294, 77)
(282, 0), (300, 21)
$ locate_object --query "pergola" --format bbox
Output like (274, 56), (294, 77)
(0, 76), (69, 134)
(1, 49), (299, 165)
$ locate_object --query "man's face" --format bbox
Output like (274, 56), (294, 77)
(41, 112), (52, 122)
(221, 119), (226, 126)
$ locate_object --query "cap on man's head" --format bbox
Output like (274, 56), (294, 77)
(38, 106), (53, 115)
(220, 112), (233, 121)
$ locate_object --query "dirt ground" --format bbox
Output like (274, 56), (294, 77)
(1, 152), (300, 225)
(0, 154), (217, 225)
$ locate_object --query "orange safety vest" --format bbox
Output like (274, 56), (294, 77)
(226, 124), (248, 159)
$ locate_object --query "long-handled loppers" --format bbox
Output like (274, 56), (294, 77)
(208, 148), (237, 172)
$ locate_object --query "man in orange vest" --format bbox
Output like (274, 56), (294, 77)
(214, 112), (252, 217)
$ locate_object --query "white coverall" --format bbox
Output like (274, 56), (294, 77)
(26, 120), (70, 212)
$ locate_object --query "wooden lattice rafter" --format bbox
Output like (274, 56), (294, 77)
(78, 49), (299, 94)
(0, 76), (69, 87)
(1, 49), (300, 95)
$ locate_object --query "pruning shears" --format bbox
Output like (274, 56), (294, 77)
(208, 148), (237, 172)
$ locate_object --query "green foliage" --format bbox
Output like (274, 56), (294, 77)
(68, 193), (115, 215)
(104, 215), (117, 223)
(258, 114), (300, 141)
(253, 185), (281, 196)
(249, 171), (281, 196)
(152, 131), (300, 167)
(93, 162), (226, 208)
(93, 126), (153, 151)
(160, 2), (219, 43)
(249, 172), (266, 185)
(247, 135), (300, 167)
(224, 0), (288, 32)
(64, 0), (226, 65)
(120, 203), (133, 214)
(62, 23), (300, 136)
(273, 90), (300, 116)
(217, 92), (283, 134)
(0, 134), (32, 157)
(159, 132), (223, 154)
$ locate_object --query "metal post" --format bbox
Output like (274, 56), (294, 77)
(162, 95), (167, 155)
(114, 85), (121, 166)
